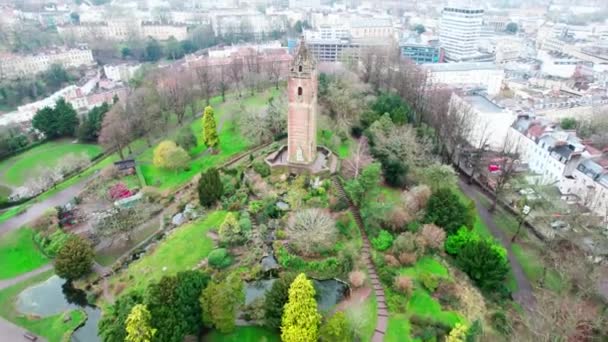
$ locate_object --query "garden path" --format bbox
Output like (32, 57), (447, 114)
(332, 176), (388, 342)
(458, 178), (536, 311)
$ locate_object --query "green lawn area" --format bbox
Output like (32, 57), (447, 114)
(512, 243), (564, 292)
(343, 290), (377, 342)
(398, 256), (450, 279)
(109, 211), (227, 294)
(407, 288), (464, 327)
(203, 326), (279, 342)
(0, 270), (86, 342)
(0, 228), (49, 279)
(317, 129), (353, 158)
(0, 140), (102, 187)
(137, 91), (283, 190)
(385, 314), (413, 342)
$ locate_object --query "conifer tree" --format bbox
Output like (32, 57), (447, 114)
(125, 304), (156, 342)
(198, 168), (223, 207)
(281, 273), (321, 342)
(202, 106), (219, 148)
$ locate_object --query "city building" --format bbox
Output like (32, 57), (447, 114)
(423, 62), (504, 96)
(0, 47), (95, 80)
(438, 6), (484, 61)
(57, 20), (189, 42)
(399, 36), (444, 64)
(103, 63), (142, 82)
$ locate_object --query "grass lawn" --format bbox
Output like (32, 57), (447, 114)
(0, 184), (11, 199)
(0, 270), (86, 342)
(108, 211), (227, 294)
(0, 228), (49, 279)
(344, 291), (377, 342)
(385, 314), (413, 342)
(407, 288), (464, 327)
(398, 256), (450, 279)
(512, 243), (564, 292)
(317, 129), (353, 158)
(0, 140), (102, 187)
(137, 91), (283, 190)
(203, 326), (279, 342)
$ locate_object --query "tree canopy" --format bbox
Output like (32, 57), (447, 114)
(281, 273), (321, 342)
(54, 234), (94, 280)
(32, 98), (79, 139)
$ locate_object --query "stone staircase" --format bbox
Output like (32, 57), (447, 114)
(331, 176), (388, 342)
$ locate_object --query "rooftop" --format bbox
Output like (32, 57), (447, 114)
(464, 95), (504, 114)
(423, 62), (500, 72)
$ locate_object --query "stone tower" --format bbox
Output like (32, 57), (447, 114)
(287, 39), (317, 165)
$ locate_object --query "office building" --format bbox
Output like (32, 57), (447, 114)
(439, 6), (484, 61)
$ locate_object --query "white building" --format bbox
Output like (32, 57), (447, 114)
(57, 20), (188, 42)
(0, 47), (95, 80)
(423, 62), (504, 96)
(103, 63), (142, 82)
(439, 6), (484, 61)
(559, 158), (608, 219)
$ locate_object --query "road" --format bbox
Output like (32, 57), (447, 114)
(458, 178), (536, 310)
(0, 317), (47, 342)
(0, 174), (95, 236)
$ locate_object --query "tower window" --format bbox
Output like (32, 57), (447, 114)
(298, 87), (303, 96)
(298, 65), (302, 72)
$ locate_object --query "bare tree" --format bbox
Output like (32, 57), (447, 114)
(99, 103), (133, 160)
(228, 57), (244, 98)
(342, 136), (373, 179)
(489, 132), (520, 212)
(266, 59), (282, 90)
(194, 62), (215, 106)
(158, 70), (193, 125)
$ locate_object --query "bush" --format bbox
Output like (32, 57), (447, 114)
(329, 195), (349, 212)
(393, 275), (413, 295)
(34, 229), (70, 256)
(490, 311), (511, 335)
(398, 252), (417, 266)
(456, 239), (509, 292)
(176, 128), (197, 151)
(287, 209), (337, 256)
(420, 224), (446, 251)
(445, 227), (478, 255)
(406, 220), (422, 233)
(435, 281), (460, 307)
(384, 254), (400, 267)
(319, 311), (351, 342)
(371, 230), (394, 251)
(386, 206), (412, 232)
(420, 273), (439, 292)
(424, 188), (474, 235)
(253, 161), (271, 177)
(198, 168), (223, 207)
(208, 248), (232, 269)
(348, 270), (366, 288)
(405, 185), (432, 213)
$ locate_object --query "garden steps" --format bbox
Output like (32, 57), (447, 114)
(332, 175), (388, 342)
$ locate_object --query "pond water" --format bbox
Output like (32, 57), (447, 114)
(15, 275), (101, 342)
(244, 278), (348, 312)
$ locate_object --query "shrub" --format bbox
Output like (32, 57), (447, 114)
(319, 311), (351, 342)
(446, 323), (468, 342)
(420, 273), (439, 292)
(207, 248), (232, 269)
(176, 128), (197, 151)
(445, 227), (478, 255)
(393, 275), (413, 295)
(100, 165), (120, 180)
(420, 224), (446, 250)
(386, 206), (412, 232)
(456, 239), (509, 292)
(141, 186), (163, 203)
(382, 158), (408, 188)
(348, 271), (366, 288)
(248, 200), (264, 214)
(384, 254), (400, 267)
(198, 168), (223, 207)
(287, 209), (337, 256)
(405, 184), (432, 213)
(200, 273), (243, 333)
(329, 195), (349, 212)
(392, 232), (416, 254)
(490, 311), (511, 335)
(35, 229), (70, 256)
(108, 183), (133, 200)
(406, 220), (422, 233)
(435, 281), (460, 307)
(424, 187), (474, 235)
(253, 161), (271, 177)
(371, 230), (394, 251)
(218, 213), (246, 245)
(264, 273), (297, 330)
(398, 252), (417, 266)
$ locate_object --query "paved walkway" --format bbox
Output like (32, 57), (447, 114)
(0, 173), (96, 236)
(458, 178), (536, 310)
(0, 264), (52, 290)
(0, 316), (47, 342)
(332, 177), (388, 342)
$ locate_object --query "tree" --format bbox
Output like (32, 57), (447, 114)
(319, 311), (351, 342)
(32, 98), (79, 139)
(99, 292), (144, 342)
(176, 128), (197, 151)
(506, 22), (518, 34)
(44, 64), (71, 88)
(200, 273), (244, 333)
(78, 102), (110, 142)
(456, 238), (509, 291)
(414, 24), (426, 34)
(344, 163), (381, 207)
(165, 37), (184, 60)
(99, 103), (133, 160)
(125, 304), (156, 342)
(417, 164), (457, 191)
(281, 273), (321, 342)
(342, 136), (372, 179)
(446, 323), (468, 342)
(287, 208), (337, 256)
(218, 212), (246, 245)
(144, 39), (163, 61)
(198, 168), (223, 207)
(145, 271), (210, 342)
(264, 272), (297, 330)
(382, 158), (409, 188)
(371, 92), (412, 125)
(153, 140), (190, 171)
(489, 133), (520, 212)
(560, 117), (577, 130)
(202, 106), (219, 148)
(54, 234), (94, 280)
(194, 63), (215, 105)
(424, 187), (474, 235)
(239, 95), (287, 144)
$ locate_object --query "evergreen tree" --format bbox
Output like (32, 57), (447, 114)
(281, 273), (321, 342)
(424, 187), (474, 235)
(54, 234), (93, 280)
(32, 98), (79, 138)
(264, 273), (296, 330)
(198, 168), (223, 207)
(125, 304), (156, 342)
(200, 273), (244, 333)
(202, 106), (219, 148)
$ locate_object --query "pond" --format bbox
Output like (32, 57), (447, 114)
(245, 278), (348, 312)
(16, 275), (101, 342)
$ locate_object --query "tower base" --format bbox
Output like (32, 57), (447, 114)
(265, 145), (339, 175)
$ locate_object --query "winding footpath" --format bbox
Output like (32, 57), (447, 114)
(332, 177), (388, 342)
(458, 178), (536, 310)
